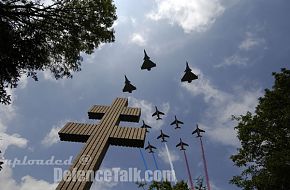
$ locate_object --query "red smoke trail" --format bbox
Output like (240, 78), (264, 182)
(199, 137), (210, 190)
(183, 150), (195, 190)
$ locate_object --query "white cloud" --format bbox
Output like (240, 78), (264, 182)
(217, 55), (249, 68)
(239, 32), (265, 51)
(0, 90), (28, 154)
(129, 97), (170, 130)
(217, 31), (266, 68)
(41, 121), (68, 147)
(157, 146), (180, 164)
(0, 167), (56, 190)
(91, 180), (118, 190)
(181, 66), (262, 146)
(18, 75), (29, 89)
(148, 0), (225, 33)
(42, 70), (57, 82)
(91, 167), (118, 190)
(130, 33), (147, 47)
(0, 133), (28, 155)
(0, 94), (55, 190)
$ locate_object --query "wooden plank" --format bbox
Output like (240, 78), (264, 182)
(140, 128), (146, 141)
(121, 127), (128, 139)
(84, 124), (95, 136)
(132, 126), (139, 140)
(125, 127), (132, 140)
(137, 128), (143, 140)
(59, 122), (72, 134)
(65, 123), (77, 134)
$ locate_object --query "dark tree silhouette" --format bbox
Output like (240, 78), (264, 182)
(230, 68), (290, 190)
(148, 180), (190, 190)
(0, 0), (117, 104)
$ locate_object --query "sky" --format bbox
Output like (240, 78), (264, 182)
(0, 0), (290, 189)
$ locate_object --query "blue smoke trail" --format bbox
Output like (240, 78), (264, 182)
(152, 153), (159, 170)
(139, 148), (148, 170)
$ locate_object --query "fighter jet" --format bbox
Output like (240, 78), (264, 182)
(152, 106), (165, 120)
(157, 130), (170, 142)
(122, 75), (136, 93)
(176, 138), (189, 151)
(192, 124), (205, 137)
(141, 50), (156, 71)
(145, 141), (157, 153)
(141, 120), (151, 133)
(170, 115), (184, 129)
(181, 62), (198, 83)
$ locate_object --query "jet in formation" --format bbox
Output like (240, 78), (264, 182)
(157, 130), (170, 142)
(176, 138), (189, 151)
(122, 75), (136, 93)
(181, 62), (198, 83)
(192, 124), (205, 137)
(170, 115), (184, 129)
(141, 50), (156, 71)
(145, 141), (157, 153)
(152, 106), (165, 120)
(140, 120), (151, 133)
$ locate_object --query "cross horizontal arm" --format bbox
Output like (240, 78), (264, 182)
(120, 107), (141, 122)
(109, 126), (146, 148)
(88, 105), (110, 119)
(58, 122), (99, 143)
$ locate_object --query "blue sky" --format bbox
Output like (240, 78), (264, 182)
(0, 0), (289, 189)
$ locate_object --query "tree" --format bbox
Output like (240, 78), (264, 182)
(0, 0), (117, 104)
(230, 68), (290, 190)
(148, 180), (190, 190)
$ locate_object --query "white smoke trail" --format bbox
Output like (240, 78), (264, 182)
(165, 142), (177, 184)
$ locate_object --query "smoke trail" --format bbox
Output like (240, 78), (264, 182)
(183, 150), (195, 190)
(164, 142), (177, 184)
(139, 148), (149, 170)
(199, 137), (211, 190)
(152, 153), (159, 170)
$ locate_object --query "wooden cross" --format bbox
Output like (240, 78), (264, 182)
(56, 97), (147, 190)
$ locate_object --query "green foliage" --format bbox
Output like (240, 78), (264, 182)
(0, 0), (117, 104)
(148, 180), (190, 190)
(230, 68), (290, 190)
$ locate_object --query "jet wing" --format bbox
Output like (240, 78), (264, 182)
(170, 120), (176, 125)
(199, 129), (205, 132)
(151, 145), (157, 149)
(183, 142), (189, 146)
(158, 111), (165, 115)
(123, 83), (136, 93)
(176, 142), (181, 147)
(177, 120), (184, 124)
(163, 134), (169, 138)
(157, 134), (162, 139)
(141, 60), (156, 70)
(181, 72), (198, 82)
(192, 129), (198, 134)
(152, 112), (157, 117)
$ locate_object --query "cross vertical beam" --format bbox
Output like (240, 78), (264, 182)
(56, 97), (146, 190)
